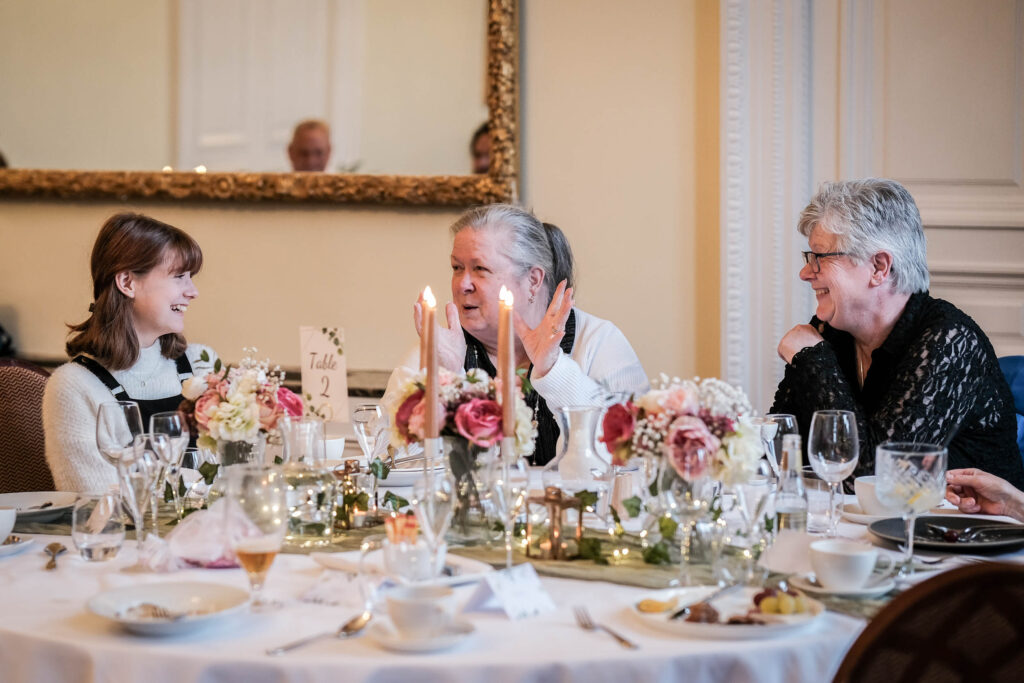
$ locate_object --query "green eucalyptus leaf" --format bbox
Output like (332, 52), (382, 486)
(198, 462), (219, 486)
(199, 350), (210, 362)
(576, 538), (608, 565)
(621, 495), (643, 518)
(658, 515), (679, 541)
(383, 491), (410, 511)
(575, 489), (599, 512)
(163, 481), (174, 503)
(369, 457), (390, 480)
(642, 541), (672, 565)
(213, 358), (222, 373)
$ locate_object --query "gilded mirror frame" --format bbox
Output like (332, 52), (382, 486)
(0, 0), (517, 206)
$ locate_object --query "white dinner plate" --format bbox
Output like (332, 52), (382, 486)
(840, 503), (891, 526)
(310, 550), (493, 587)
(0, 535), (35, 558)
(0, 491), (78, 523)
(369, 618), (475, 653)
(88, 581), (250, 636)
(789, 573), (895, 598)
(630, 586), (825, 640)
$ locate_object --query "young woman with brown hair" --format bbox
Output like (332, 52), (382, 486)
(43, 213), (217, 491)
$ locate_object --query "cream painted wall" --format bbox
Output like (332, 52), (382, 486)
(1, 0), (704, 382)
(522, 0), (698, 380)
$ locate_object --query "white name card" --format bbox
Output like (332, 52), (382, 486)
(464, 563), (556, 620)
(299, 326), (349, 422)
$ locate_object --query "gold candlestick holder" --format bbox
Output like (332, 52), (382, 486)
(525, 486), (585, 561)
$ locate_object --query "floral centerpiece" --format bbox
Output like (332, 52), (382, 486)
(383, 366), (536, 538)
(601, 374), (761, 486)
(179, 350), (304, 465)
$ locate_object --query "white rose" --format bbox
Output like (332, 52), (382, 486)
(181, 375), (208, 401)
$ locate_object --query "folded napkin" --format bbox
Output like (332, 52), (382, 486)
(134, 499), (264, 572)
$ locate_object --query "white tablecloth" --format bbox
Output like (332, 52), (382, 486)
(0, 533), (865, 683)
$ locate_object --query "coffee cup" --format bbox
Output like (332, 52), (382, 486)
(386, 585), (457, 639)
(0, 507), (15, 542)
(809, 539), (891, 591)
(854, 476), (901, 516)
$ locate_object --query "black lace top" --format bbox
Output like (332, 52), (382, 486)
(771, 292), (1024, 489)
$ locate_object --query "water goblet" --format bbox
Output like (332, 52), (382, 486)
(662, 448), (712, 586)
(352, 404), (384, 460)
(875, 442), (947, 577)
(486, 452), (530, 569)
(150, 411), (190, 514)
(752, 413), (798, 479)
(225, 465), (288, 609)
(96, 401), (143, 466)
(411, 472), (456, 578)
(808, 410), (859, 537)
(118, 436), (160, 564)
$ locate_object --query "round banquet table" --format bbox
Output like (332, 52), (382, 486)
(0, 533), (865, 683)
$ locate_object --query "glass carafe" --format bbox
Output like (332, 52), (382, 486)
(279, 416), (337, 548)
(542, 406), (612, 519)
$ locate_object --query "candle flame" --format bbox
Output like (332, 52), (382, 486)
(193, 165), (207, 174)
(422, 285), (437, 308)
(499, 285), (514, 306)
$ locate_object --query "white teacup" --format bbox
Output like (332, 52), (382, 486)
(386, 585), (457, 639)
(0, 507), (15, 541)
(854, 476), (902, 516)
(809, 539), (891, 591)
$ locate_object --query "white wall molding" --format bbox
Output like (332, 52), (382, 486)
(720, 0), (814, 411)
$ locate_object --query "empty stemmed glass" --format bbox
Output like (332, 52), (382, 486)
(96, 401), (144, 466)
(352, 404), (386, 517)
(875, 442), (947, 577)
(118, 435), (161, 564)
(807, 410), (859, 537)
(150, 411), (190, 516)
(486, 452), (530, 569)
(752, 413), (798, 480)
(662, 448), (712, 586)
(411, 472), (456, 579)
(224, 465), (288, 610)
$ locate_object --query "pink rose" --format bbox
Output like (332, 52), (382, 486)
(276, 387), (304, 417)
(407, 399), (427, 440)
(395, 390), (424, 442)
(665, 415), (719, 482)
(600, 403), (636, 466)
(454, 398), (503, 448)
(193, 390), (221, 430)
(663, 385), (699, 415)
(256, 391), (283, 431)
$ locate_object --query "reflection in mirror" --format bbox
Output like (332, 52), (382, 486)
(0, 0), (489, 176)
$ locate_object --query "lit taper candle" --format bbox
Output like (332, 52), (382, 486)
(498, 286), (515, 437)
(421, 286), (439, 439)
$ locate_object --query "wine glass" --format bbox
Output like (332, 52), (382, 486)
(118, 435), (160, 564)
(96, 401), (144, 466)
(352, 404), (384, 460)
(662, 448), (712, 586)
(150, 411), (190, 516)
(224, 464), (288, 609)
(411, 472), (456, 578)
(807, 410), (859, 537)
(875, 442), (947, 577)
(752, 413), (798, 480)
(486, 453), (530, 569)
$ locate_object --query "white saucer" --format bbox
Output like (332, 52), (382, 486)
(0, 491), (78, 523)
(88, 581), (250, 636)
(840, 503), (891, 525)
(369, 619), (475, 653)
(790, 573), (895, 598)
(0, 536), (35, 558)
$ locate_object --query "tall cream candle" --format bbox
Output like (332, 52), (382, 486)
(422, 286), (439, 439)
(498, 286), (515, 437)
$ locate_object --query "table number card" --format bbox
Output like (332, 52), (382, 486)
(299, 326), (349, 422)
(464, 563), (556, 620)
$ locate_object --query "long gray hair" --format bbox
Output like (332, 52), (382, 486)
(798, 178), (929, 294)
(450, 204), (575, 303)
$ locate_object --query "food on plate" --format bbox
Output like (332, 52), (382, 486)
(752, 587), (809, 615)
(636, 597), (678, 614)
(684, 602), (720, 623)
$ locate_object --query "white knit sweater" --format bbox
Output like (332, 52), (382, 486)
(43, 343), (217, 493)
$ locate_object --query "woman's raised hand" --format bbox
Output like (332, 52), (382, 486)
(413, 298), (466, 372)
(514, 280), (574, 378)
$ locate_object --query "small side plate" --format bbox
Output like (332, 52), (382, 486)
(0, 535), (35, 558)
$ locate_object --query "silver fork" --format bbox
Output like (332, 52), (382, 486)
(573, 606), (638, 650)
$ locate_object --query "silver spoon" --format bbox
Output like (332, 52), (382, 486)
(44, 542), (67, 570)
(266, 610), (372, 655)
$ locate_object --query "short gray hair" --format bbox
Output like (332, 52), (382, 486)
(798, 178), (929, 294)
(450, 204), (576, 302)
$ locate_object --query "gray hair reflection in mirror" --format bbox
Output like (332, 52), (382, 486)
(797, 178), (929, 295)
(450, 204), (576, 304)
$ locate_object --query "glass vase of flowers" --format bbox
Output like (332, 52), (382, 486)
(385, 367), (536, 543)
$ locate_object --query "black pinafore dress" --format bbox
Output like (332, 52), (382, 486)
(73, 354), (197, 447)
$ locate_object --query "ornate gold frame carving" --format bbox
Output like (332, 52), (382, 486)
(0, 0), (518, 207)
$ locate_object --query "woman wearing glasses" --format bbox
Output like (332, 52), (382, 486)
(770, 179), (1024, 488)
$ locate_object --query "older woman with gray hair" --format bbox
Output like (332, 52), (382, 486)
(395, 204), (648, 466)
(771, 178), (1024, 488)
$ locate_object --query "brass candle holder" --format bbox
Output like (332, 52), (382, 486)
(525, 486), (585, 561)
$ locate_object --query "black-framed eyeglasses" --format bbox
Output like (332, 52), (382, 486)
(801, 250), (848, 273)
